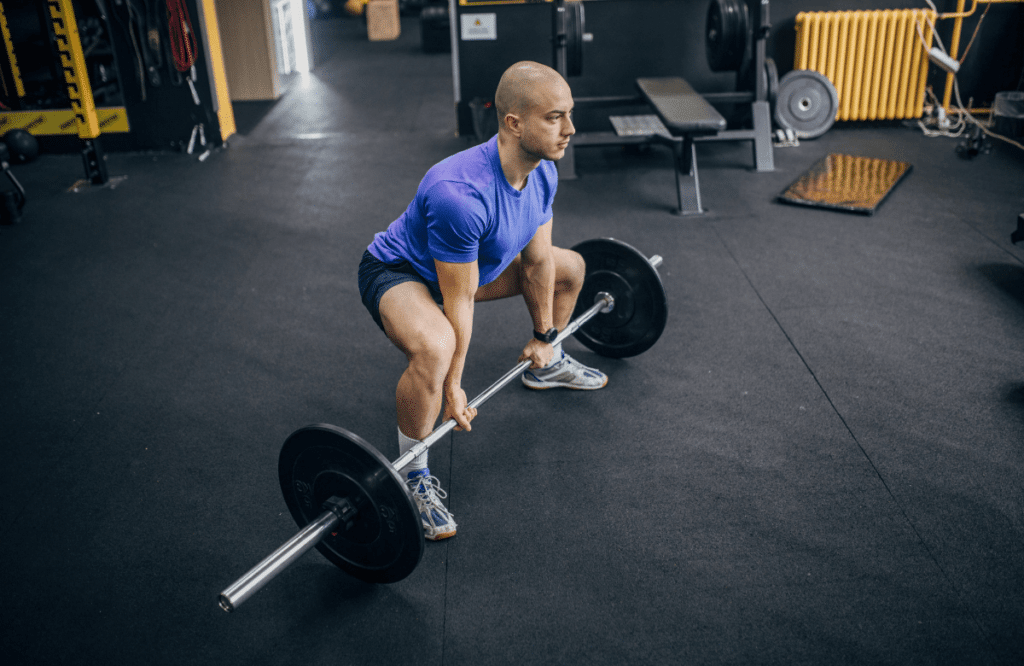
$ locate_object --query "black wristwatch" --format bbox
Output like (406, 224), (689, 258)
(534, 327), (558, 344)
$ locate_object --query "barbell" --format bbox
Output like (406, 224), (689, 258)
(218, 238), (668, 612)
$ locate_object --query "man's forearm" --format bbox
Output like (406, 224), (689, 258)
(522, 251), (556, 333)
(443, 296), (474, 390)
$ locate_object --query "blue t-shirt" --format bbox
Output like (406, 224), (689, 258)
(367, 135), (557, 286)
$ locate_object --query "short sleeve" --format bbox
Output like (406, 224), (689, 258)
(423, 180), (490, 264)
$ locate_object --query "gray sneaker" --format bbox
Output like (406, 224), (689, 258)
(406, 468), (457, 541)
(521, 351), (608, 390)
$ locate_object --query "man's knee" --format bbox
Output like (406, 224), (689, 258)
(404, 324), (456, 392)
(556, 248), (586, 293)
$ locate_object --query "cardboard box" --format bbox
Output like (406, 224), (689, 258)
(367, 0), (400, 41)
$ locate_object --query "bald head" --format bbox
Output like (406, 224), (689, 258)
(494, 61), (569, 134)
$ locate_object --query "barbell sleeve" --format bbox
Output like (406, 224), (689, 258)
(219, 508), (341, 612)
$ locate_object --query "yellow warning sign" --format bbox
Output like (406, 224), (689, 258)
(0, 107), (130, 136)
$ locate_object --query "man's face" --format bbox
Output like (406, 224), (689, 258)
(518, 79), (575, 162)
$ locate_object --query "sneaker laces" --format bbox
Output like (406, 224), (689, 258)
(408, 471), (453, 527)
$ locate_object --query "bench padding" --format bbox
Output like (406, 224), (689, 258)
(636, 77), (727, 135)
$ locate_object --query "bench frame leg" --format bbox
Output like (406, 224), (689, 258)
(751, 101), (774, 172)
(672, 137), (704, 215)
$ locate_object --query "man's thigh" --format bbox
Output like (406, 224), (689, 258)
(474, 255), (523, 302)
(379, 281), (453, 357)
(474, 247), (581, 302)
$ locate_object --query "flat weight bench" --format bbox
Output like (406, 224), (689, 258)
(558, 77), (773, 215)
(635, 77), (727, 215)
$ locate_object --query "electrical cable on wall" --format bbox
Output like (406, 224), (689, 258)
(957, 0), (993, 65)
(112, 0), (148, 101)
(916, 0), (1024, 152)
(165, 0), (210, 160)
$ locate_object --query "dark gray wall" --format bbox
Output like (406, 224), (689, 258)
(770, 0), (1024, 107)
(454, 0), (1023, 134)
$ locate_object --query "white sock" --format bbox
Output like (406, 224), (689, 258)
(542, 343), (563, 369)
(398, 427), (428, 478)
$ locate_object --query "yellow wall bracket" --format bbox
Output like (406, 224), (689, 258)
(938, 0), (1024, 110)
(47, 0), (102, 139)
(0, 2), (25, 99)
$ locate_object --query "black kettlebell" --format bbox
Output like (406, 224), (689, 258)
(2, 129), (39, 163)
(0, 137), (27, 225)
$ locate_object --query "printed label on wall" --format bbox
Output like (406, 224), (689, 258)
(461, 14), (497, 40)
(0, 107), (130, 136)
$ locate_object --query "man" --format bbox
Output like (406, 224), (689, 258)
(357, 61), (607, 541)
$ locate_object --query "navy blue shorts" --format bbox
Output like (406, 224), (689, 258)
(358, 250), (443, 332)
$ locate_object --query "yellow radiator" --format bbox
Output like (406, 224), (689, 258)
(794, 9), (936, 121)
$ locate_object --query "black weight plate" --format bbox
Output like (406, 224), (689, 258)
(774, 69), (839, 139)
(570, 238), (668, 358)
(279, 424), (423, 584)
(706, 0), (748, 73)
(765, 57), (778, 111)
(566, 0), (585, 78)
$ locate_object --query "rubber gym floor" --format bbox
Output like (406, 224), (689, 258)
(2, 14), (1023, 666)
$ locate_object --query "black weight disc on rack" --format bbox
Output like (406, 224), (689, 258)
(566, 0), (585, 77)
(706, 0), (749, 73)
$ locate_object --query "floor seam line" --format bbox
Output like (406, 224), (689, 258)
(707, 220), (999, 654)
(440, 430), (453, 666)
(959, 216), (1024, 267)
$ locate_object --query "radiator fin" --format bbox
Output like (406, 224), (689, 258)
(795, 9), (935, 121)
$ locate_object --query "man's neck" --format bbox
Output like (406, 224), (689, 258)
(496, 133), (540, 191)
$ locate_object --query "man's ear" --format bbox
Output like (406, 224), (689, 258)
(503, 112), (523, 137)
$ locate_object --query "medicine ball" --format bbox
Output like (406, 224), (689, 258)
(3, 129), (39, 164)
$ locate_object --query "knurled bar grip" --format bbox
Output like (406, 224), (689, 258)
(218, 254), (662, 611)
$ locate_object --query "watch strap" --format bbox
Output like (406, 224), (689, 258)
(534, 327), (558, 344)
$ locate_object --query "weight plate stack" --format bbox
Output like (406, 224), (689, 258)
(773, 70), (840, 139)
(706, 0), (749, 73)
(566, 0), (584, 78)
(765, 57), (779, 111)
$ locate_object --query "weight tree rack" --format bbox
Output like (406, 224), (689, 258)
(555, 0), (775, 180)
(0, 1), (128, 189)
(0, 1), (232, 173)
(450, 0), (775, 213)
